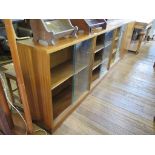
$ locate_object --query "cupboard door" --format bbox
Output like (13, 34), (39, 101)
(100, 44), (112, 75)
(101, 31), (114, 73)
(73, 67), (89, 102)
(73, 39), (92, 74)
(115, 26), (126, 59)
(73, 39), (92, 102)
(103, 41), (113, 62)
(104, 30), (114, 47)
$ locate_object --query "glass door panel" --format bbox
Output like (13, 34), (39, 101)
(73, 39), (93, 102)
(73, 39), (92, 74)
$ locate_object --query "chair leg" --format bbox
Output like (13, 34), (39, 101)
(16, 80), (22, 104)
(6, 77), (15, 105)
(0, 80), (14, 133)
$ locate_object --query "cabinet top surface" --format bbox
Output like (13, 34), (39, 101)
(17, 20), (133, 54)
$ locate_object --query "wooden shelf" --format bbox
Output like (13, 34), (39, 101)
(95, 44), (104, 53)
(93, 50), (103, 70)
(104, 41), (112, 48)
(75, 63), (88, 74)
(53, 90), (89, 130)
(51, 61), (73, 90)
(92, 65), (101, 82)
(93, 59), (102, 70)
(95, 34), (104, 53)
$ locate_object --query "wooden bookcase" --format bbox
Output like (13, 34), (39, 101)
(17, 21), (131, 133)
(91, 26), (125, 88)
(124, 21), (150, 54)
(108, 26), (126, 69)
(128, 22), (145, 54)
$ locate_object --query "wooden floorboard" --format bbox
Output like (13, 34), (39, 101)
(54, 41), (155, 135)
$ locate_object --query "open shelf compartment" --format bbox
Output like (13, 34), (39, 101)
(50, 46), (74, 90)
(52, 77), (73, 119)
(93, 49), (103, 70)
(95, 34), (105, 52)
(92, 65), (101, 82)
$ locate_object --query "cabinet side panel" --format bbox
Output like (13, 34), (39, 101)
(107, 30), (116, 69)
(32, 49), (53, 131)
(17, 44), (41, 120)
(125, 22), (135, 51)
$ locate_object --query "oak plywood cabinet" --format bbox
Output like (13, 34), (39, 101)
(108, 26), (127, 69)
(125, 21), (147, 54)
(17, 20), (131, 133)
(91, 26), (125, 88)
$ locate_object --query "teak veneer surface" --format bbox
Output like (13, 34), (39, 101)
(18, 20), (132, 54)
(16, 20), (134, 132)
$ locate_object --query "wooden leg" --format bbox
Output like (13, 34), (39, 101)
(16, 80), (22, 104)
(153, 62), (155, 69)
(0, 80), (14, 131)
(6, 77), (15, 105)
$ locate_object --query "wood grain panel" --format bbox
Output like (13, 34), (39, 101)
(16, 20), (134, 133)
(17, 44), (40, 120)
(32, 49), (53, 131)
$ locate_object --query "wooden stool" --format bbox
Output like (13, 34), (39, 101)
(1, 63), (22, 105)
